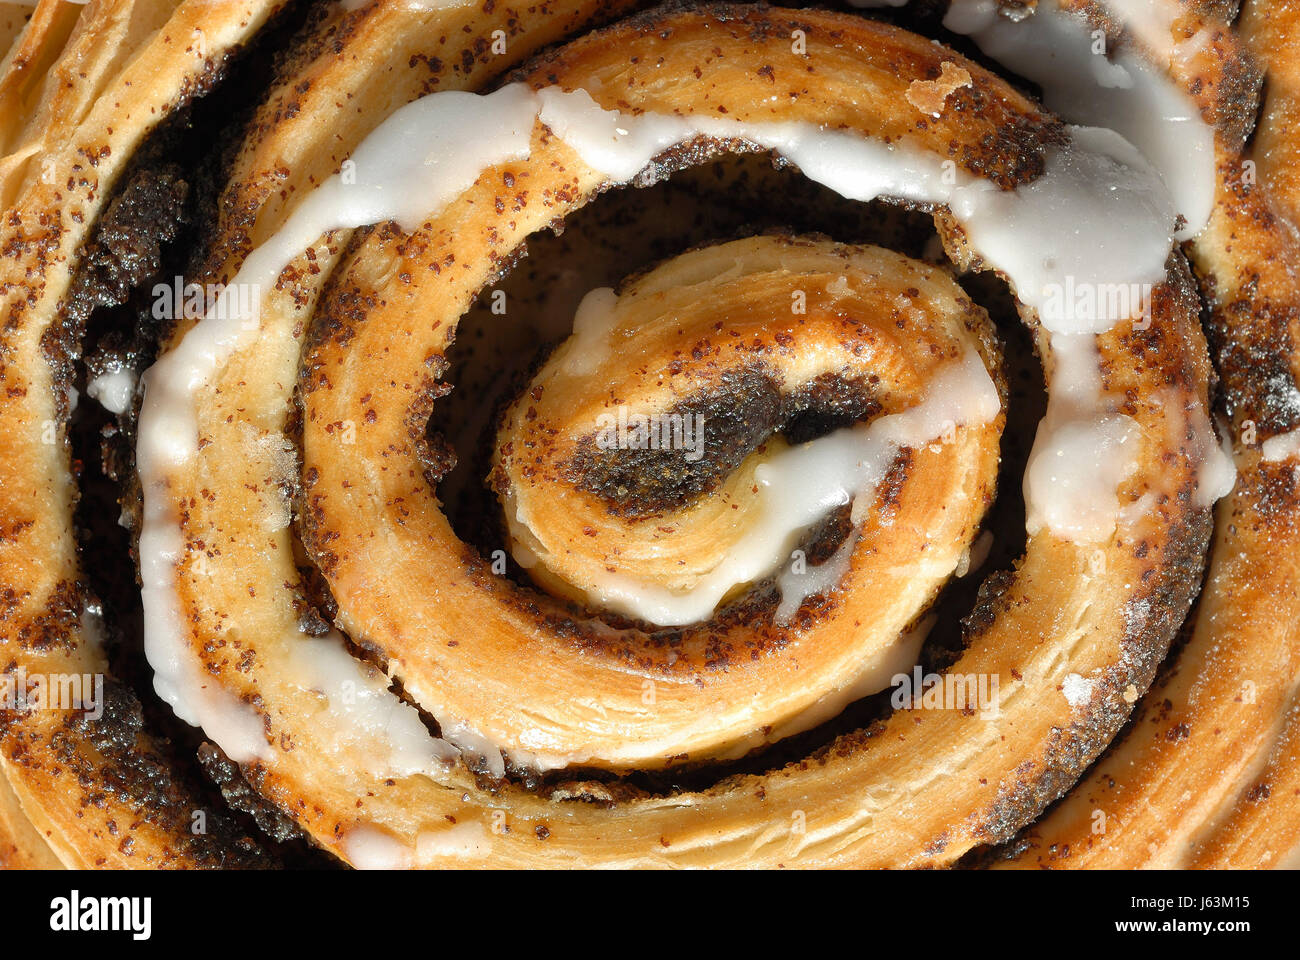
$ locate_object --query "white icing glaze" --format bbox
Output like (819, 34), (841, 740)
(533, 82), (1209, 561)
(944, 0), (1215, 240)
(1023, 335), (1236, 539)
(138, 512), (269, 762)
(344, 820), (490, 870)
(776, 534), (859, 625)
(341, 825), (413, 870)
(294, 631), (458, 777)
(536, 88), (1179, 340)
(86, 368), (135, 415)
(1262, 429), (1300, 463)
(935, 0), (1234, 534)
(1025, 334), (1140, 543)
(950, 126), (1176, 335)
(1101, 0), (1181, 47)
(440, 719), (508, 779)
(1026, 415), (1140, 541)
(1193, 410), (1237, 507)
(1102, 0), (1218, 81)
(558, 285), (618, 378)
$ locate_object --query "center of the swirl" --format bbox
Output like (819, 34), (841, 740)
(489, 235), (1003, 627)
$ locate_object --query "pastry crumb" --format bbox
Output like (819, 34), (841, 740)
(907, 62), (973, 118)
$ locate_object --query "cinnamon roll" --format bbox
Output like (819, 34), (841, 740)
(0, 0), (1292, 869)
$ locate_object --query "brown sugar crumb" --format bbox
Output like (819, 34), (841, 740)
(906, 62), (973, 118)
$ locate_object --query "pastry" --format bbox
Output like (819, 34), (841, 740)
(0, 0), (1293, 869)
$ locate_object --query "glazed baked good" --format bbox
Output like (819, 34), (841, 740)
(0, 0), (1294, 868)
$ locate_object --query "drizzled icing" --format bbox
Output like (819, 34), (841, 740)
(944, 0), (1216, 241)
(533, 86), (1182, 341)
(138, 11), (1226, 769)
(86, 367), (135, 415)
(1025, 334), (1141, 543)
(1100, 0), (1219, 77)
(1261, 429), (1300, 463)
(293, 632), (458, 776)
(938, 0), (1234, 534)
(343, 820), (491, 870)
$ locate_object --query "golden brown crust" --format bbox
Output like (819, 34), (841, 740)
(0, 0), (1291, 870)
(0, 765), (61, 870)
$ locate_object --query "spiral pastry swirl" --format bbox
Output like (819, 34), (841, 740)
(0, 0), (1294, 869)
